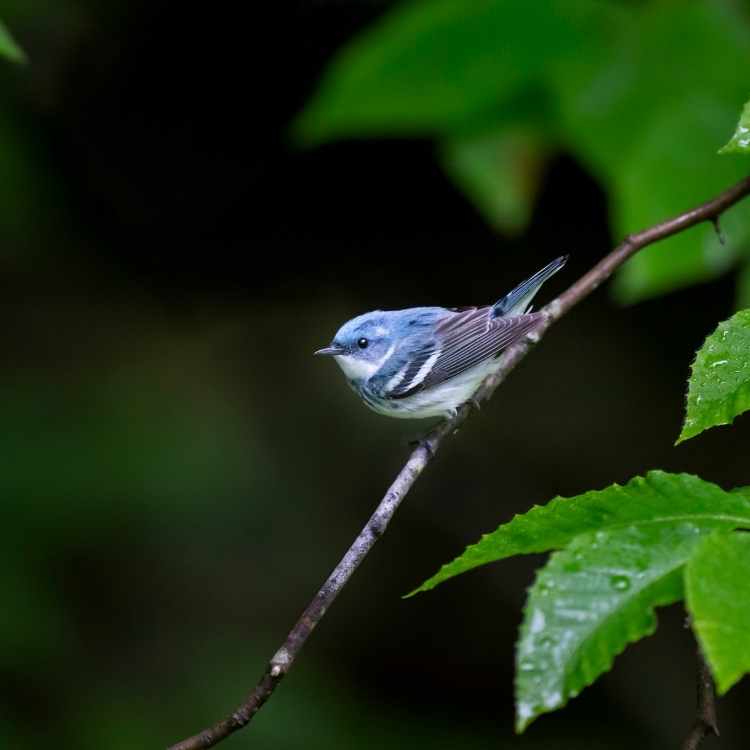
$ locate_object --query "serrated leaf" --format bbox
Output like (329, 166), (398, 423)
(516, 522), (709, 731)
(292, 0), (600, 143)
(0, 19), (26, 63)
(678, 310), (750, 443)
(410, 472), (750, 595)
(719, 100), (750, 154)
(686, 531), (750, 693)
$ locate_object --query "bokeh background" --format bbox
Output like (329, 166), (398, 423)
(2, 1), (750, 748)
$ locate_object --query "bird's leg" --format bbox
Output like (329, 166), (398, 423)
(420, 435), (438, 457)
(406, 436), (436, 457)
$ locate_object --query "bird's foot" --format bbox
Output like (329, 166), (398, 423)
(421, 436), (438, 457)
(407, 431), (438, 457)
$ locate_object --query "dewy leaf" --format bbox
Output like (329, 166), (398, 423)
(0, 20), (26, 64)
(409, 472), (750, 595)
(678, 310), (750, 443)
(686, 531), (750, 693)
(516, 522), (705, 732)
(719, 100), (750, 155)
(293, 0), (600, 143)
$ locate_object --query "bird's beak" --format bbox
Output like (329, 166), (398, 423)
(314, 345), (345, 357)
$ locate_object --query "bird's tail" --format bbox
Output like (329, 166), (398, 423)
(491, 255), (568, 318)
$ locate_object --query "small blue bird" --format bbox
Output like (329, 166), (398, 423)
(315, 256), (567, 419)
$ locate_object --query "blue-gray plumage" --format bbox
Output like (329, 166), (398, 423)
(315, 256), (567, 419)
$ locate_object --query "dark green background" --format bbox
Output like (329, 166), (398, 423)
(1, 1), (748, 747)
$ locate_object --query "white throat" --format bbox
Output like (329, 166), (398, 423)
(334, 344), (395, 382)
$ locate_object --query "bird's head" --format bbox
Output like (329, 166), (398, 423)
(315, 312), (396, 382)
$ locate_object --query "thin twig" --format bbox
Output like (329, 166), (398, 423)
(168, 175), (750, 750)
(681, 645), (719, 750)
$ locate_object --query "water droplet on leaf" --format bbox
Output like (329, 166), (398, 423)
(537, 580), (554, 595)
(529, 608), (546, 634)
(543, 690), (562, 709)
(610, 575), (630, 591)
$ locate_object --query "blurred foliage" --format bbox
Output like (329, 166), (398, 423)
(417, 472), (750, 730)
(679, 310), (750, 443)
(296, 0), (750, 303)
(441, 130), (546, 233)
(0, 19), (25, 63)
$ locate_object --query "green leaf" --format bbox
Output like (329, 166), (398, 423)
(295, 0), (750, 302)
(554, 3), (750, 180)
(0, 19), (26, 63)
(678, 309), (750, 443)
(611, 98), (750, 303)
(736, 260), (750, 310)
(410, 472), (750, 595)
(440, 129), (546, 233)
(719, 99), (750, 154)
(554, 2), (750, 301)
(293, 0), (601, 143)
(613, 203), (750, 305)
(686, 531), (750, 693)
(516, 522), (705, 732)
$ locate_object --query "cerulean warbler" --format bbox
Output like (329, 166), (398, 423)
(315, 256), (567, 419)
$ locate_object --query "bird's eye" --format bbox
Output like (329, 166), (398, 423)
(357, 337), (369, 349)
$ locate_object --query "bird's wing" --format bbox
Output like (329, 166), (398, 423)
(386, 308), (542, 399)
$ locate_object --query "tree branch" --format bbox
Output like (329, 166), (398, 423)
(681, 644), (719, 750)
(168, 175), (750, 750)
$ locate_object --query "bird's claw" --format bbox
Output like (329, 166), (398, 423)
(407, 433), (438, 457)
(421, 437), (437, 457)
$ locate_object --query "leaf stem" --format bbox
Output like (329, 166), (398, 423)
(681, 643), (719, 750)
(168, 175), (750, 749)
